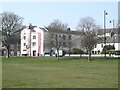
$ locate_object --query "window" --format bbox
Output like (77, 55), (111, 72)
(63, 42), (66, 47)
(95, 51), (97, 54)
(68, 35), (71, 40)
(32, 42), (36, 46)
(98, 50), (100, 54)
(23, 43), (26, 46)
(23, 36), (26, 40)
(94, 45), (97, 48)
(33, 35), (36, 39)
(101, 44), (103, 48)
(59, 42), (62, 45)
(59, 35), (61, 38)
(51, 34), (54, 38)
(63, 35), (65, 39)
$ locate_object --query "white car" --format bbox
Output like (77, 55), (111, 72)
(55, 50), (63, 57)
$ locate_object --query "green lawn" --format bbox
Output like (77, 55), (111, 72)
(2, 57), (118, 88)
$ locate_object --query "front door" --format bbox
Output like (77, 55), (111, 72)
(33, 50), (36, 56)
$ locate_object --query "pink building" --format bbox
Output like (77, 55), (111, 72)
(21, 25), (47, 56)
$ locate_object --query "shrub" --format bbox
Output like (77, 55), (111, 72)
(114, 50), (120, 55)
(72, 48), (84, 54)
(101, 45), (115, 54)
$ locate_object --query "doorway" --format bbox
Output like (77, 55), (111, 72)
(33, 50), (36, 56)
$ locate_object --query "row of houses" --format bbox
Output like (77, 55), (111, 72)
(20, 25), (81, 56)
(20, 25), (120, 56)
(1, 24), (120, 56)
(93, 28), (120, 54)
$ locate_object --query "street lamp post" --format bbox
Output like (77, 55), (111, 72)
(104, 10), (108, 58)
(110, 20), (115, 46)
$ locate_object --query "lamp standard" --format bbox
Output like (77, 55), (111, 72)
(104, 10), (108, 58)
(109, 20), (115, 46)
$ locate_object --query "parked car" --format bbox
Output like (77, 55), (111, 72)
(55, 50), (64, 57)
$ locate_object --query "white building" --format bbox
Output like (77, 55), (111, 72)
(93, 28), (120, 54)
(21, 25), (47, 56)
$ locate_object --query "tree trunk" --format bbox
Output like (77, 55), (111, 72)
(80, 53), (82, 58)
(57, 48), (59, 61)
(69, 48), (70, 57)
(88, 50), (91, 62)
(7, 46), (10, 58)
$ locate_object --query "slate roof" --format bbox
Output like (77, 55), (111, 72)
(97, 28), (120, 43)
(97, 28), (120, 35)
(46, 27), (83, 35)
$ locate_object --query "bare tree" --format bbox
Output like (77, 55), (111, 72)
(2, 11), (23, 58)
(48, 19), (68, 31)
(46, 19), (68, 60)
(44, 31), (55, 55)
(77, 16), (99, 61)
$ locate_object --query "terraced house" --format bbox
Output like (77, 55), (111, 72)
(20, 25), (81, 56)
(93, 28), (120, 54)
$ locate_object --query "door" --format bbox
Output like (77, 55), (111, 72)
(33, 50), (36, 56)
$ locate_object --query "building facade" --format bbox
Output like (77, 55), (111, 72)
(43, 28), (81, 54)
(21, 25), (120, 56)
(21, 26), (47, 56)
(93, 28), (120, 54)
(21, 26), (81, 56)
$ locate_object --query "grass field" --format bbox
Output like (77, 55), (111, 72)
(2, 57), (118, 88)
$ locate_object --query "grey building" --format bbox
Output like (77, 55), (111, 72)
(44, 29), (82, 54)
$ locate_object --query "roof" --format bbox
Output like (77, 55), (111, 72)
(97, 28), (120, 35)
(97, 28), (120, 43)
(46, 28), (83, 35)
(97, 35), (120, 43)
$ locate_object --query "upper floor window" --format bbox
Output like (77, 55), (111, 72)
(59, 35), (61, 38)
(101, 44), (103, 48)
(32, 42), (36, 46)
(23, 43), (26, 46)
(51, 34), (54, 38)
(33, 35), (36, 39)
(68, 35), (71, 40)
(94, 45), (97, 48)
(23, 36), (26, 40)
(63, 35), (66, 40)
(63, 42), (66, 47)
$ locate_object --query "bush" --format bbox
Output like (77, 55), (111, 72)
(101, 50), (120, 55)
(103, 45), (115, 51)
(114, 50), (120, 55)
(101, 50), (110, 54)
(101, 45), (115, 54)
(72, 48), (84, 54)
